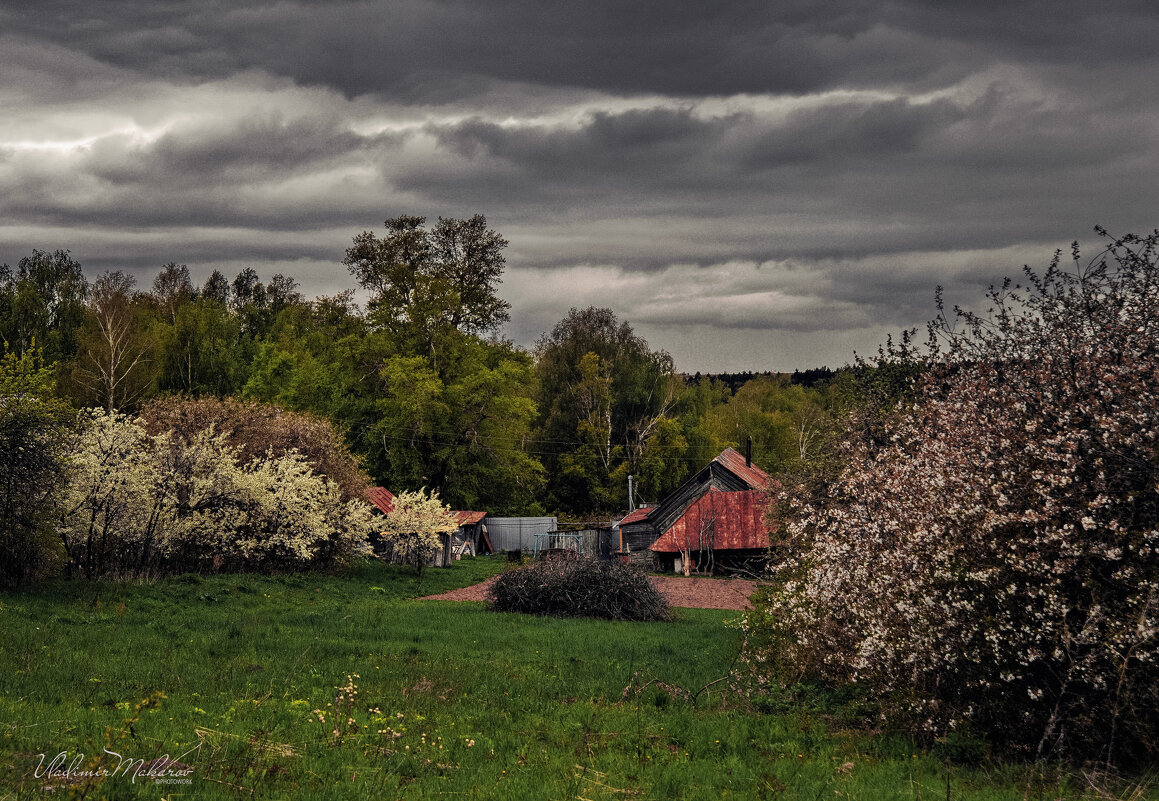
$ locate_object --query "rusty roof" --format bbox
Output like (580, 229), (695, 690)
(649, 489), (773, 552)
(367, 488), (484, 528)
(712, 447), (770, 489)
(618, 505), (656, 526)
(365, 487), (396, 515)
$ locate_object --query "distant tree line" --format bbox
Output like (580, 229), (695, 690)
(685, 368), (835, 394)
(0, 217), (861, 522)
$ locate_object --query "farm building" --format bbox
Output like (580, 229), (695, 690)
(364, 487), (489, 567)
(616, 447), (777, 574)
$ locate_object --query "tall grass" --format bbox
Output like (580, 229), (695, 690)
(0, 557), (1150, 799)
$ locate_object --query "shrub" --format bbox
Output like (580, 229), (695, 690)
(57, 409), (175, 578)
(489, 556), (669, 621)
(0, 349), (72, 587)
(139, 396), (370, 503)
(752, 229), (1159, 766)
(58, 410), (373, 577)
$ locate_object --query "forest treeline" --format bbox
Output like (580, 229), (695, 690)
(0, 215), (868, 517)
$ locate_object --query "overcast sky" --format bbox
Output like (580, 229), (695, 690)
(2, 1), (1157, 372)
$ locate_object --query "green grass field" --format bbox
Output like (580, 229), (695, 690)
(0, 557), (1149, 799)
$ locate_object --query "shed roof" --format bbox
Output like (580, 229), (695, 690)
(366, 486), (396, 515)
(618, 505), (656, 526)
(649, 489), (772, 553)
(712, 447), (770, 490)
(367, 488), (484, 528)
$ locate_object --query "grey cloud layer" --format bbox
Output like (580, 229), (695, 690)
(2, 0), (1157, 370)
(7, 1), (1159, 98)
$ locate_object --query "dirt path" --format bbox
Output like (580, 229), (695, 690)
(418, 575), (760, 611)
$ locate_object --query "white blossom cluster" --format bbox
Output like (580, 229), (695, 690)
(58, 410), (373, 576)
(754, 231), (1159, 763)
(375, 488), (458, 572)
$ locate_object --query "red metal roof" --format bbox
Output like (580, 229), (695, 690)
(365, 487), (396, 515)
(713, 447), (770, 490)
(649, 489), (773, 552)
(619, 505), (656, 526)
(367, 489), (483, 528)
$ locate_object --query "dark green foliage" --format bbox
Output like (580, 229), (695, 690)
(0, 249), (88, 368)
(0, 349), (73, 587)
(344, 213), (511, 341)
(157, 295), (246, 396)
(489, 556), (670, 621)
(0, 237), (858, 522)
(534, 307), (680, 513)
(343, 215), (542, 513)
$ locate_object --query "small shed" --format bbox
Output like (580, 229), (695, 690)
(452, 510), (489, 558)
(617, 505), (659, 562)
(365, 487), (397, 516)
(364, 487), (487, 568)
(482, 517), (560, 554)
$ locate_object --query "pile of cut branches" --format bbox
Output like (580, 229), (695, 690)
(489, 557), (669, 621)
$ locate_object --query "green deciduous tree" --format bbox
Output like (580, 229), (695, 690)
(534, 307), (679, 514)
(158, 296), (244, 396)
(344, 214), (511, 356)
(0, 349), (73, 587)
(345, 215), (542, 513)
(0, 249), (88, 368)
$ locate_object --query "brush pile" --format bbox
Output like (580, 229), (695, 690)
(489, 556), (669, 621)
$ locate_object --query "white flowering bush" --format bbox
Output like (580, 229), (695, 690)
(753, 230), (1159, 765)
(59, 410), (373, 576)
(373, 488), (458, 574)
(58, 410), (178, 578)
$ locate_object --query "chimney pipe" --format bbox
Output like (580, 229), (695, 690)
(746, 436), (752, 468)
(628, 474), (635, 512)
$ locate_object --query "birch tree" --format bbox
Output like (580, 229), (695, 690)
(72, 271), (155, 412)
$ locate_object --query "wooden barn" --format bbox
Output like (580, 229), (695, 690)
(616, 447), (777, 574)
(364, 487), (488, 567)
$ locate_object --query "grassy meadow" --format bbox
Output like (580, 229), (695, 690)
(0, 557), (1147, 800)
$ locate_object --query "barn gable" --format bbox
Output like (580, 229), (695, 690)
(616, 448), (776, 570)
(648, 489), (771, 553)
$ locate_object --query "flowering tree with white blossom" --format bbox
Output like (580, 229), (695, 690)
(753, 229), (1159, 764)
(375, 488), (458, 574)
(59, 410), (373, 576)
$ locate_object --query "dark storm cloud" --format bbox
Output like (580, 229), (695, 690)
(406, 85), (1159, 268)
(422, 96), (968, 187)
(6, 0), (1158, 101)
(3, 0), (1159, 371)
